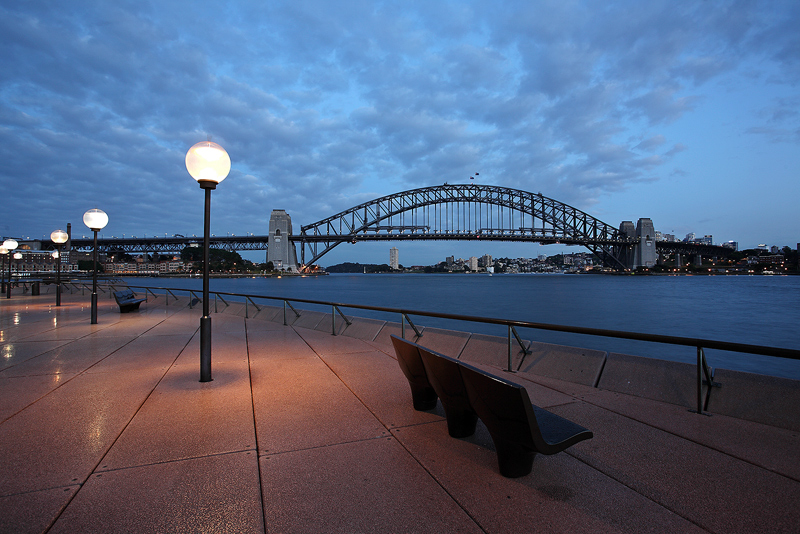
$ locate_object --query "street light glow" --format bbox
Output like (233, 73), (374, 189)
(83, 209), (109, 232)
(185, 141), (231, 187)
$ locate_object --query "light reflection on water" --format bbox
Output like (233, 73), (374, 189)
(122, 274), (800, 380)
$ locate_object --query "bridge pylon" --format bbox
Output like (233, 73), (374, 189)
(267, 210), (299, 272)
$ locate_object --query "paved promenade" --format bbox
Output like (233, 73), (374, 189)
(1, 286), (798, 533)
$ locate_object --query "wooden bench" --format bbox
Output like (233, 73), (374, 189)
(391, 335), (593, 478)
(113, 289), (147, 313)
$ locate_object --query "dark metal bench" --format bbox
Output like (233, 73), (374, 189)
(391, 335), (593, 478)
(113, 289), (147, 313)
(459, 362), (593, 477)
(417, 346), (478, 438)
(390, 335), (438, 410)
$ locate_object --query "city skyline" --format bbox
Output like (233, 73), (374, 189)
(1, 1), (798, 267)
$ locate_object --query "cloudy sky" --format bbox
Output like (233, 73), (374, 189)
(1, 0), (798, 266)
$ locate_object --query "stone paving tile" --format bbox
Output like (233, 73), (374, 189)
(296, 326), (377, 356)
(0, 484), (79, 534)
(0, 374), (68, 422)
(0, 366), (166, 495)
(0, 335), (138, 378)
(392, 420), (706, 534)
(571, 388), (800, 481)
(50, 452), (263, 534)
(250, 356), (388, 454)
(318, 349), (447, 429)
(260, 437), (483, 534)
(0, 340), (72, 370)
(99, 360), (256, 470)
(553, 401), (800, 534)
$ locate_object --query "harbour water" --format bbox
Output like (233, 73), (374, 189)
(123, 273), (800, 380)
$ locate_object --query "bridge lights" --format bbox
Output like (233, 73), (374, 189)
(3, 239), (18, 298)
(84, 209), (108, 324)
(50, 229), (68, 306)
(186, 140), (231, 382)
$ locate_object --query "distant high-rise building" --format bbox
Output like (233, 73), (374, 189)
(479, 254), (492, 268)
(390, 247), (399, 270)
(468, 256), (478, 271)
(446, 255), (454, 267)
(684, 232), (695, 242)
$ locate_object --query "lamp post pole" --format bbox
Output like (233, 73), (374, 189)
(3, 239), (18, 298)
(83, 210), (108, 324)
(51, 230), (68, 306)
(0, 248), (6, 294)
(185, 141), (231, 382)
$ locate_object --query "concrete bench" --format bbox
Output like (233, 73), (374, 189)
(113, 289), (147, 313)
(392, 335), (593, 478)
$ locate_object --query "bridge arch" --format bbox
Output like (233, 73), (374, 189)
(296, 184), (632, 269)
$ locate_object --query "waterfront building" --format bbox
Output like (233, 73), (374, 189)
(468, 256), (478, 271)
(390, 247), (399, 270)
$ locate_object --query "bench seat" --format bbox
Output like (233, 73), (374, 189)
(113, 290), (147, 313)
(391, 335), (593, 478)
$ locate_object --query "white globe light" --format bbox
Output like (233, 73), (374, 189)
(3, 239), (18, 251)
(186, 141), (231, 186)
(0, 247), (7, 255)
(51, 229), (69, 244)
(83, 209), (109, 231)
(13, 252), (22, 260)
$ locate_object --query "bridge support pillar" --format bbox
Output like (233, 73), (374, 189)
(634, 218), (656, 269)
(675, 254), (682, 268)
(693, 255), (703, 267)
(267, 210), (299, 272)
(618, 218), (656, 270)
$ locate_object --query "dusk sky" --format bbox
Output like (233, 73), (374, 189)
(1, 1), (798, 266)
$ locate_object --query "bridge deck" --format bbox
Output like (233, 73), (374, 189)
(1, 288), (797, 533)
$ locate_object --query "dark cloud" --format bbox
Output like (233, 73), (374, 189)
(0, 0), (797, 251)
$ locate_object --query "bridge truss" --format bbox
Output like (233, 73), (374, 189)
(297, 184), (634, 269)
(67, 235), (269, 255)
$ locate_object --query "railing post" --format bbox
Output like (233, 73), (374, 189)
(508, 325), (514, 372)
(696, 346), (704, 415)
(283, 300), (287, 326)
(332, 305), (336, 335)
(401, 313), (405, 339)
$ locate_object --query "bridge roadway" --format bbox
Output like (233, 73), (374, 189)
(62, 233), (723, 259)
(0, 286), (797, 533)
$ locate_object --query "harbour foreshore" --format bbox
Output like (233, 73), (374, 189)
(1, 286), (798, 533)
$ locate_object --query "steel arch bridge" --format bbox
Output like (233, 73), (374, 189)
(295, 184), (635, 270)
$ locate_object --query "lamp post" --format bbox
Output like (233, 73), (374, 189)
(83, 209), (108, 324)
(3, 239), (18, 298)
(51, 229), (68, 306)
(0, 247), (6, 294)
(185, 140), (231, 382)
(13, 252), (23, 288)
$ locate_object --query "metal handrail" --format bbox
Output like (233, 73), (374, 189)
(80, 281), (800, 415)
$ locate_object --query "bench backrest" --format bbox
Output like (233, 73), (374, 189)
(114, 290), (136, 299)
(390, 335), (438, 411)
(458, 362), (540, 449)
(418, 346), (478, 438)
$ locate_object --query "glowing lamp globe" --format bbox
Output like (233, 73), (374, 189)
(83, 209), (108, 232)
(0, 247), (7, 255)
(186, 141), (230, 188)
(13, 252), (22, 260)
(51, 229), (68, 244)
(3, 239), (18, 252)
